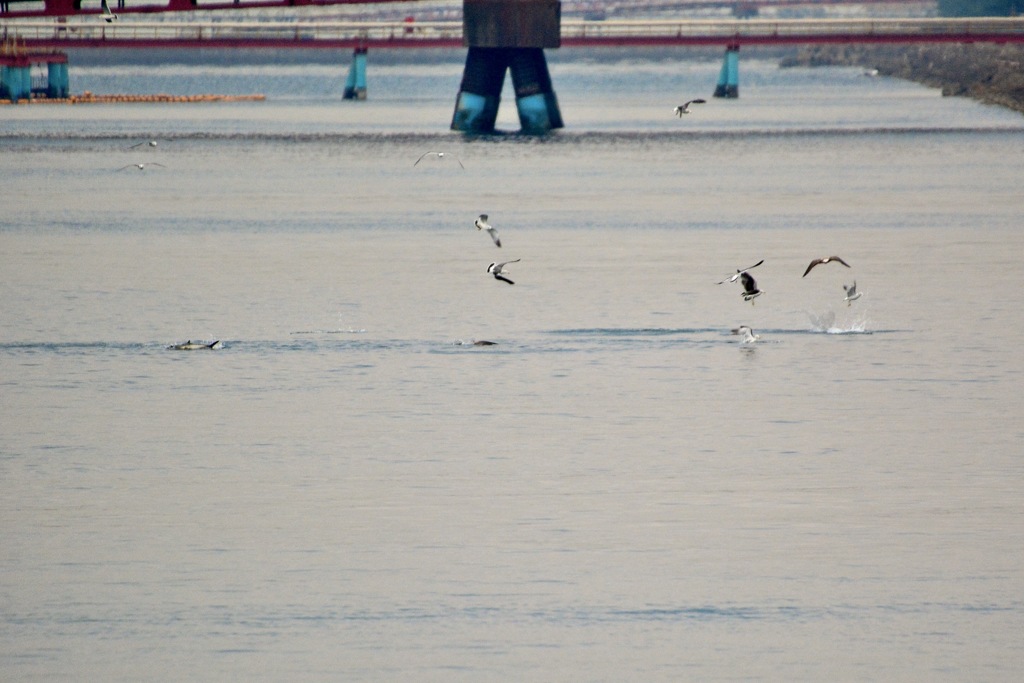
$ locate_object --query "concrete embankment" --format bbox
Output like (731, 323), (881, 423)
(782, 43), (1024, 115)
(1, 93), (266, 105)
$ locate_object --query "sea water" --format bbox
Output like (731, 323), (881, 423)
(2, 55), (1023, 681)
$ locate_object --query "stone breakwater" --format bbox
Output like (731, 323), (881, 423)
(1, 93), (266, 105)
(781, 43), (1024, 115)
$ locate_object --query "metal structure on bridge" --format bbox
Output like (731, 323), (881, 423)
(6, 17), (1023, 50)
(0, 0), (941, 21)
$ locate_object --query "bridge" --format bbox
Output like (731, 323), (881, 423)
(5, 17), (1024, 50)
(4, 15), (1023, 131)
(0, 0), (941, 21)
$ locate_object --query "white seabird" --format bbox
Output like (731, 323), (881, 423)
(803, 255), (851, 277)
(843, 281), (863, 306)
(128, 140), (158, 150)
(717, 259), (764, 284)
(674, 99), (706, 116)
(731, 326), (761, 343)
(475, 214), (501, 248)
(740, 271), (762, 304)
(101, 0), (117, 22)
(487, 259), (520, 285)
(118, 162), (166, 171)
(414, 151), (465, 169)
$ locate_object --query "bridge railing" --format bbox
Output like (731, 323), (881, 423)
(3, 18), (1024, 47)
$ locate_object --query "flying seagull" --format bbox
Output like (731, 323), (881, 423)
(118, 163), (166, 171)
(740, 271), (762, 304)
(100, 0), (117, 22)
(674, 99), (706, 116)
(128, 140), (158, 150)
(731, 325), (761, 343)
(475, 214), (501, 248)
(414, 151), (465, 169)
(487, 259), (520, 285)
(843, 281), (863, 306)
(717, 259), (764, 285)
(803, 255), (851, 277)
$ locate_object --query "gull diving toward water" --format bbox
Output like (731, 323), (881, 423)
(118, 162), (166, 171)
(731, 326), (761, 343)
(414, 151), (465, 169)
(475, 214), (501, 248)
(740, 271), (762, 304)
(487, 259), (520, 285)
(803, 255), (851, 277)
(843, 281), (863, 306)
(100, 0), (117, 22)
(128, 140), (158, 150)
(716, 259), (764, 285)
(674, 99), (706, 116)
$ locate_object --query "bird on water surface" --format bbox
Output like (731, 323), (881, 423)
(731, 326), (761, 343)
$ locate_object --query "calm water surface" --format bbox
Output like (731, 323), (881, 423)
(2, 57), (1023, 681)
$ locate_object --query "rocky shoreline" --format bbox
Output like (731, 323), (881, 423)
(781, 43), (1024, 115)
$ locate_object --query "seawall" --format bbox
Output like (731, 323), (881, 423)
(782, 43), (1024, 115)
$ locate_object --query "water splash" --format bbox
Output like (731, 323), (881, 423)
(807, 310), (871, 335)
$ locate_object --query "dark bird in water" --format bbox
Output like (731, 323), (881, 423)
(487, 259), (520, 285)
(475, 214), (501, 248)
(674, 99), (706, 116)
(803, 256), (851, 277)
(740, 271), (762, 304)
(168, 340), (220, 350)
(717, 259), (764, 285)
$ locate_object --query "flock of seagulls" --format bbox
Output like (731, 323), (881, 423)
(118, 139), (165, 171)
(719, 254), (863, 343)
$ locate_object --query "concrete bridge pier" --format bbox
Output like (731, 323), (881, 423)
(343, 46), (367, 100)
(713, 44), (740, 98)
(452, 0), (562, 135)
(1, 64), (31, 102)
(47, 59), (69, 98)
